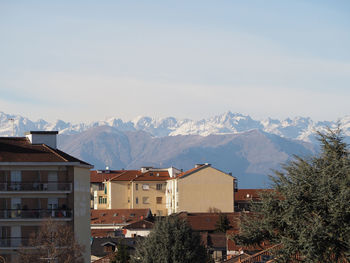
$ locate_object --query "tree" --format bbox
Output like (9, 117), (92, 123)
(110, 242), (130, 263)
(19, 219), (85, 263)
(235, 129), (350, 262)
(215, 213), (232, 233)
(131, 216), (212, 263)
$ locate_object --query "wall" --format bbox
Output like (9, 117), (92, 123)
(177, 166), (234, 213)
(109, 181), (129, 209)
(73, 166), (91, 263)
(131, 181), (167, 216)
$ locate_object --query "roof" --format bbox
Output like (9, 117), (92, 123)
(0, 137), (91, 165)
(235, 189), (274, 202)
(124, 219), (154, 230)
(109, 170), (171, 182)
(91, 237), (137, 257)
(226, 229), (271, 253)
(91, 229), (120, 238)
(176, 212), (241, 231)
(200, 232), (227, 249)
(176, 164), (208, 178)
(91, 170), (126, 183)
(91, 209), (151, 225)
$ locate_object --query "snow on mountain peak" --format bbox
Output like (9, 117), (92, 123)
(1, 111), (350, 142)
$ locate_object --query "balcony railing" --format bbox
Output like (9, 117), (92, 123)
(0, 182), (72, 192)
(0, 209), (72, 220)
(0, 237), (30, 248)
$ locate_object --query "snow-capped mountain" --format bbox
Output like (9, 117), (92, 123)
(0, 111), (349, 142)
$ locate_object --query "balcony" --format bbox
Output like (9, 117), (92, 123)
(0, 209), (72, 221)
(0, 182), (72, 193)
(0, 237), (30, 248)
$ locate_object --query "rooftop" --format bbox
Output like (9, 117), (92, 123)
(0, 137), (91, 165)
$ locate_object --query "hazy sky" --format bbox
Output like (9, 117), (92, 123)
(1, 0), (350, 123)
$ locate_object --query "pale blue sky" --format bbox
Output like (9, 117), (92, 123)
(1, 1), (350, 122)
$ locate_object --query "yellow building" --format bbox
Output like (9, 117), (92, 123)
(0, 131), (92, 263)
(93, 167), (181, 216)
(166, 164), (237, 214)
(93, 164), (236, 216)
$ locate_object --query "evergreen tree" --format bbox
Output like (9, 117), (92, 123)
(215, 213), (232, 233)
(110, 242), (130, 263)
(235, 129), (350, 262)
(131, 216), (212, 263)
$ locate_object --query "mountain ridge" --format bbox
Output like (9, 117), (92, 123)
(1, 111), (349, 143)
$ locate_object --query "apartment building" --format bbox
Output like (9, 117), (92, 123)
(93, 164), (236, 216)
(0, 131), (92, 263)
(93, 167), (181, 216)
(166, 164), (237, 214)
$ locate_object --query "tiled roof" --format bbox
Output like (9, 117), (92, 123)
(124, 219), (154, 230)
(91, 229), (117, 237)
(176, 164), (207, 178)
(176, 212), (241, 231)
(226, 229), (271, 252)
(90, 170), (125, 183)
(0, 137), (91, 165)
(109, 170), (171, 182)
(235, 189), (274, 202)
(110, 170), (142, 181)
(133, 171), (171, 181)
(91, 209), (151, 225)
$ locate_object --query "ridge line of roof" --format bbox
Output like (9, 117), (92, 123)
(42, 144), (69, 162)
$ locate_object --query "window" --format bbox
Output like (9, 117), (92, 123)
(143, 197), (149, 204)
(104, 245), (114, 252)
(99, 197), (107, 204)
(156, 184), (162, 190)
(156, 197), (162, 204)
(136, 197), (138, 204)
(142, 184), (149, 190)
(98, 183), (104, 190)
(136, 184), (138, 190)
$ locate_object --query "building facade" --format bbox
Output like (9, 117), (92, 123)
(166, 164), (237, 214)
(93, 167), (181, 216)
(0, 131), (92, 262)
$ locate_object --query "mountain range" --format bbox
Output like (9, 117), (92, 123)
(1, 111), (348, 188)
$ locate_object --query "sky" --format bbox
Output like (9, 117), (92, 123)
(1, 0), (350, 123)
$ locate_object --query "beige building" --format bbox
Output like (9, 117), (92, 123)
(93, 167), (181, 216)
(93, 164), (236, 216)
(166, 164), (237, 214)
(0, 131), (92, 263)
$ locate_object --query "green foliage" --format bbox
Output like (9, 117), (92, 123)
(110, 242), (130, 263)
(215, 213), (232, 233)
(235, 129), (350, 262)
(131, 216), (211, 263)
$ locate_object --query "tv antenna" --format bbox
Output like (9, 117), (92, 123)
(8, 118), (15, 136)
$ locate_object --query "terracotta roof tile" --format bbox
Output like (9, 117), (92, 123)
(176, 212), (241, 231)
(91, 209), (151, 225)
(90, 170), (126, 183)
(176, 164), (207, 178)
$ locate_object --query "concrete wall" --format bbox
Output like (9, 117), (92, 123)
(73, 166), (91, 263)
(131, 181), (167, 216)
(109, 181), (129, 209)
(177, 166), (234, 213)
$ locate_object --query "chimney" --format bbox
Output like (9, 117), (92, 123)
(25, 131), (58, 149)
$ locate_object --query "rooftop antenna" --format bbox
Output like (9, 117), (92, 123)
(8, 118), (15, 136)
